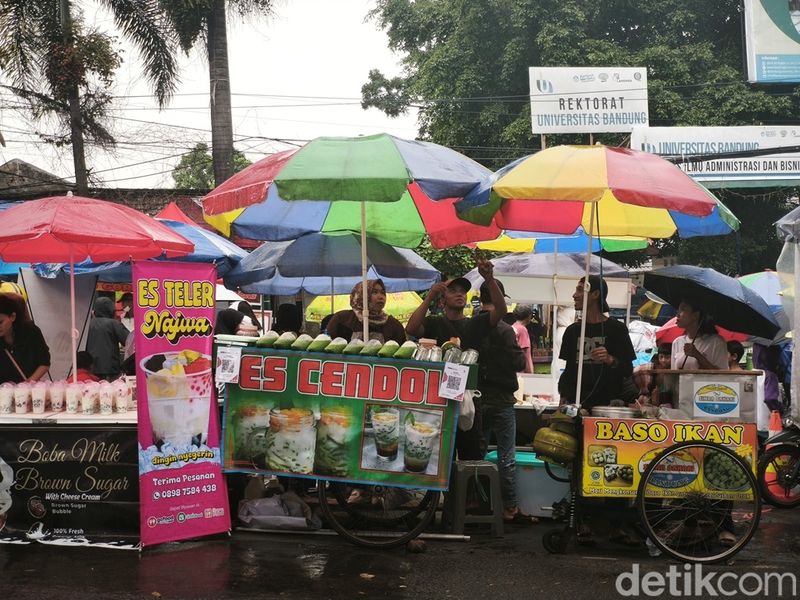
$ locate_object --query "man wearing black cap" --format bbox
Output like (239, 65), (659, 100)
(558, 275), (635, 412)
(406, 257), (506, 351)
(406, 258), (506, 459)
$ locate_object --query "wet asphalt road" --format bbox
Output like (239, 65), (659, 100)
(1, 505), (799, 600)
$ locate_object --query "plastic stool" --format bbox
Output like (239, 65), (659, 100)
(450, 460), (504, 536)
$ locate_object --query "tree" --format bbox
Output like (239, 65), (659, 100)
(0, 1), (179, 193)
(160, 0), (273, 187)
(363, 0), (800, 271)
(172, 142), (251, 189)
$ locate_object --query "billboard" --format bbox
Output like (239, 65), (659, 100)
(631, 126), (800, 187)
(133, 261), (230, 547)
(529, 66), (648, 134)
(745, 0), (800, 82)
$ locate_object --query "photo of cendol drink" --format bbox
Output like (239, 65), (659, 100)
(360, 405), (443, 476)
(314, 406), (355, 476)
(265, 408), (317, 473)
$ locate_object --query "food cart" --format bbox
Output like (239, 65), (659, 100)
(218, 340), (477, 548)
(0, 386), (139, 547)
(536, 368), (763, 564)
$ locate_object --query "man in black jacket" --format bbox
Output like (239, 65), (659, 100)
(476, 280), (533, 524)
(86, 296), (130, 381)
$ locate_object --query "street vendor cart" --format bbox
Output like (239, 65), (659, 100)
(218, 340), (477, 548)
(536, 368), (762, 564)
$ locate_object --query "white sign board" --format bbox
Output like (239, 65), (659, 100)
(630, 126), (800, 187)
(529, 66), (648, 134)
(744, 0), (800, 82)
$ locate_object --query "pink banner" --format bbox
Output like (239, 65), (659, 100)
(133, 261), (230, 547)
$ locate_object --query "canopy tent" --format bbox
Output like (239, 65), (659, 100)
(463, 253), (631, 310)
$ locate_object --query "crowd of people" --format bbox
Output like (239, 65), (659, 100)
(0, 256), (791, 545)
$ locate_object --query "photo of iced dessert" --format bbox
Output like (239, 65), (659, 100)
(265, 408), (316, 473)
(371, 406), (400, 461)
(235, 404), (270, 460)
(403, 415), (441, 473)
(314, 406), (354, 476)
(360, 406), (443, 475)
(0, 457), (14, 533)
(141, 350), (213, 449)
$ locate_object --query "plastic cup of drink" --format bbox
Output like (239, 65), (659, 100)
(31, 381), (48, 414)
(371, 407), (400, 461)
(113, 379), (130, 413)
(65, 382), (81, 414)
(141, 351), (213, 448)
(13, 383), (30, 414)
(49, 381), (66, 412)
(0, 383), (14, 414)
(403, 417), (440, 473)
(99, 382), (114, 415)
(81, 381), (99, 415)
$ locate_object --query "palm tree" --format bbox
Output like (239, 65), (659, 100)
(161, 0), (273, 186)
(0, 0), (178, 194)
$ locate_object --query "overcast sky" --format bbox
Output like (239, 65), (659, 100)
(0, 0), (418, 189)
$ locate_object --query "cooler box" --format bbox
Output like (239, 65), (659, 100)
(485, 450), (570, 518)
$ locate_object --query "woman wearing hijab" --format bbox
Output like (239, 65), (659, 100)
(325, 279), (405, 344)
(0, 293), (50, 383)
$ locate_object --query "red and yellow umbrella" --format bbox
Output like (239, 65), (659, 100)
(457, 145), (736, 238)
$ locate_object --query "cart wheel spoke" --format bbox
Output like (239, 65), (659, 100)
(638, 441), (760, 564)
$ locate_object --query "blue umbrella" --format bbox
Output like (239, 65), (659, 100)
(643, 265), (781, 339)
(223, 232), (440, 295)
(0, 202), (28, 275)
(33, 218), (247, 281)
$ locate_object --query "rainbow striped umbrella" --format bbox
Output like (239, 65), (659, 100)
(201, 134), (500, 249)
(457, 145), (739, 238)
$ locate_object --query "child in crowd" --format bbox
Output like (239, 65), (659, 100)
(75, 351), (100, 382)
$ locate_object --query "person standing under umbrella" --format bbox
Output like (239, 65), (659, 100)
(558, 275), (637, 546)
(558, 275), (636, 412)
(326, 279), (406, 344)
(0, 293), (50, 383)
(670, 297), (736, 547)
(87, 297), (130, 381)
(670, 298), (728, 371)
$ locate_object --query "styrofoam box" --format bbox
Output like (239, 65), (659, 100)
(485, 450), (570, 518)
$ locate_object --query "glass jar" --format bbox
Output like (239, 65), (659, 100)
(265, 408), (317, 473)
(314, 406), (353, 476)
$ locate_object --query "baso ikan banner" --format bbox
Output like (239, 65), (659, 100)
(133, 261), (230, 547)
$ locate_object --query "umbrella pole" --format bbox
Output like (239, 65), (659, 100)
(361, 201), (369, 341)
(551, 239), (559, 400)
(330, 277), (334, 317)
(575, 203), (596, 408)
(70, 250), (78, 384)
(794, 244), (800, 420)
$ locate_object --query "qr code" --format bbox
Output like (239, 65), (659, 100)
(446, 375), (462, 391)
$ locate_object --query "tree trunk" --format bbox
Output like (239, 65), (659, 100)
(207, 0), (234, 186)
(60, 0), (88, 194)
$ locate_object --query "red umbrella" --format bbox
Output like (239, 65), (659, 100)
(155, 201), (195, 225)
(0, 195), (193, 382)
(656, 317), (749, 345)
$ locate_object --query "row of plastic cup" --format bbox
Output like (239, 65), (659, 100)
(0, 379), (132, 415)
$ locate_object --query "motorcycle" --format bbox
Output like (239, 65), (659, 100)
(757, 415), (800, 508)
